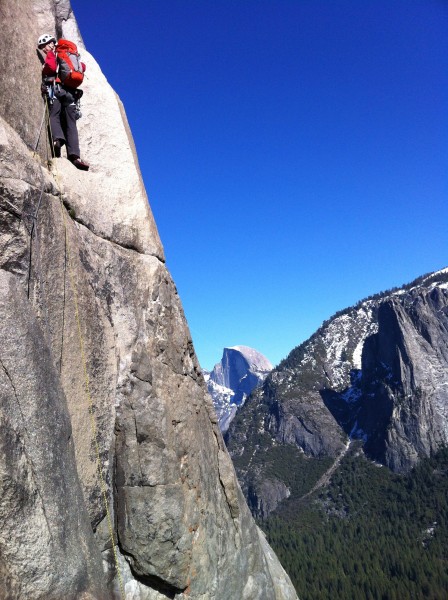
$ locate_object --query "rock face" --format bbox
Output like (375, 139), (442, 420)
(0, 2), (297, 599)
(205, 346), (272, 432)
(358, 284), (448, 471)
(210, 346), (273, 399)
(226, 270), (448, 517)
(247, 478), (291, 521)
(0, 271), (106, 600)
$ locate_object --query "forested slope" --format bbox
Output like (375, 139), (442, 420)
(263, 445), (448, 600)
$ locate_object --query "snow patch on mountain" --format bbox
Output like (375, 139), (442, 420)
(295, 302), (378, 391)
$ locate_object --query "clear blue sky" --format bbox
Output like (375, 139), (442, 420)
(71, 0), (447, 370)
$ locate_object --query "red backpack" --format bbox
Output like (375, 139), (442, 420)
(56, 39), (84, 88)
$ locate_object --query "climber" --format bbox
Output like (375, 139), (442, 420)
(37, 33), (89, 171)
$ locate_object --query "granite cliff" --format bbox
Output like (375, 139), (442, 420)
(204, 346), (272, 432)
(0, 1), (297, 599)
(226, 269), (448, 518)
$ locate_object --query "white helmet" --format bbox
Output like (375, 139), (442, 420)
(37, 33), (56, 48)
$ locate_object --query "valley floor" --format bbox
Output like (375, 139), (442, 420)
(261, 444), (448, 600)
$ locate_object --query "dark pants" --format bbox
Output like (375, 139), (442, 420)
(49, 86), (80, 159)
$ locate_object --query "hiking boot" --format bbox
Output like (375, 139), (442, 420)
(70, 157), (89, 171)
(53, 139), (61, 158)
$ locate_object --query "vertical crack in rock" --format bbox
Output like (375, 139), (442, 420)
(130, 398), (144, 484)
(0, 358), (54, 545)
(58, 226), (68, 373)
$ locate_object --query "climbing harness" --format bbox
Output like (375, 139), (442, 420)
(26, 99), (126, 599)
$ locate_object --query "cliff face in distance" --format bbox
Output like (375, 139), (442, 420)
(0, 1), (297, 599)
(226, 269), (448, 518)
(205, 346), (273, 432)
(359, 281), (448, 471)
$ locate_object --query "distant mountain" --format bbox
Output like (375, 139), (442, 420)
(204, 346), (273, 432)
(226, 268), (448, 516)
(225, 267), (448, 598)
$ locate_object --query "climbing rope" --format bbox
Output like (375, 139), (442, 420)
(27, 145), (48, 300)
(33, 101), (47, 153)
(41, 99), (126, 599)
(28, 200), (53, 346)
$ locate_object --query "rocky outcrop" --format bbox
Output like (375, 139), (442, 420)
(247, 477), (291, 521)
(0, 1), (297, 599)
(206, 346), (272, 432)
(226, 270), (448, 517)
(358, 284), (448, 471)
